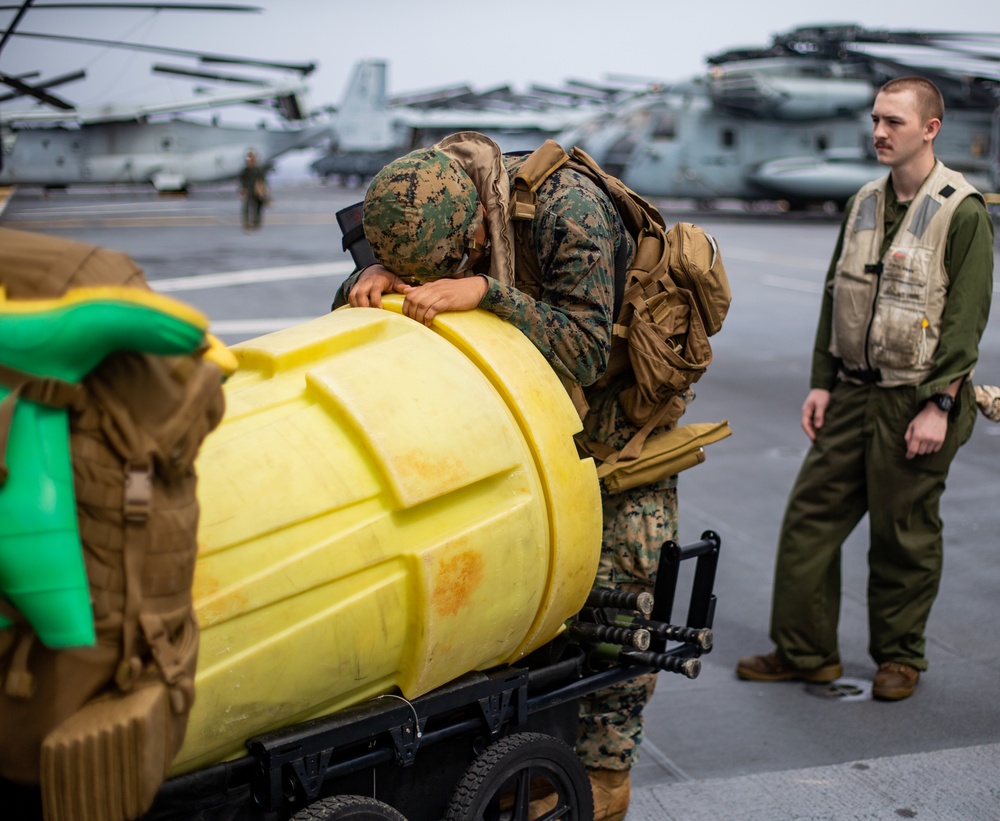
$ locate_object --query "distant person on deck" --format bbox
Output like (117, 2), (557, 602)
(239, 150), (269, 231)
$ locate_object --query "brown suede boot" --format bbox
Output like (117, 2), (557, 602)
(589, 768), (630, 821)
(736, 650), (842, 683)
(873, 662), (920, 701)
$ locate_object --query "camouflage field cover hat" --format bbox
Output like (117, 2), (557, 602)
(363, 148), (483, 281)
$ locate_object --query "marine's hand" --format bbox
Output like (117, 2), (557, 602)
(348, 264), (410, 309)
(905, 404), (948, 459)
(801, 388), (830, 442)
(402, 276), (488, 326)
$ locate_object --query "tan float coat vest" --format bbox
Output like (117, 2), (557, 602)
(830, 162), (981, 386)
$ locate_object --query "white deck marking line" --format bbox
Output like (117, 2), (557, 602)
(762, 274), (823, 294)
(152, 261), (356, 292)
(724, 248), (826, 269)
(209, 317), (321, 335)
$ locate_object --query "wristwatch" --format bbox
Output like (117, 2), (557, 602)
(928, 393), (955, 413)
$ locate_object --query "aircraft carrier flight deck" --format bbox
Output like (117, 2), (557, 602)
(2, 182), (999, 821)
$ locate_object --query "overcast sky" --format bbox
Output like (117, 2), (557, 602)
(2, 0), (997, 119)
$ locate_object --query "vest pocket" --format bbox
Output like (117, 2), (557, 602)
(869, 247), (933, 369)
(869, 303), (926, 367)
(830, 268), (873, 365)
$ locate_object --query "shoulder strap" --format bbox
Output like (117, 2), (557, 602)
(511, 141), (638, 322)
(511, 140), (573, 220)
(0, 364), (84, 485)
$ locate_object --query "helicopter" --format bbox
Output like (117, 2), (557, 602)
(309, 58), (607, 185)
(0, 2), (332, 192)
(558, 24), (1000, 209)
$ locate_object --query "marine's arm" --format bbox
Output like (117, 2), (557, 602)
(915, 196), (994, 402)
(905, 196), (995, 457)
(803, 204), (850, 439)
(336, 263), (486, 315)
(478, 171), (616, 386)
(339, 264), (411, 309)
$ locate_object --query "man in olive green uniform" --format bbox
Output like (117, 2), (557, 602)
(336, 131), (686, 820)
(238, 150), (268, 231)
(738, 77), (994, 700)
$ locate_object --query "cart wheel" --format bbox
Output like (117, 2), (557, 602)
(445, 732), (593, 821)
(291, 795), (409, 820)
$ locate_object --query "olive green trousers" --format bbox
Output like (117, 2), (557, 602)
(770, 380), (975, 671)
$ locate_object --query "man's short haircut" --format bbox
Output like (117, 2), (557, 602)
(879, 76), (945, 123)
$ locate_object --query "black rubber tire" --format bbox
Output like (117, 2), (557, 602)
(444, 732), (593, 821)
(291, 795), (409, 821)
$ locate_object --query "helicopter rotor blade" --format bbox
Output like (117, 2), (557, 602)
(0, 3), (261, 9)
(0, 0), (35, 59)
(0, 29), (316, 75)
(0, 68), (85, 102)
(0, 69), (75, 109)
(199, 54), (316, 75)
(152, 63), (269, 85)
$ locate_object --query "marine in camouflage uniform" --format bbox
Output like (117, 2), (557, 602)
(336, 134), (687, 784)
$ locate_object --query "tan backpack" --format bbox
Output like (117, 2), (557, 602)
(511, 141), (732, 463)
(0, 228), (225, 821)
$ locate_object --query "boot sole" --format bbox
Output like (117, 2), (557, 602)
(736, 663), (843, 684)
(873, 684), (917, 701)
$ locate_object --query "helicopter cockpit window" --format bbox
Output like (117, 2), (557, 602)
(971, 133), (988, 159)
(627, 110), (651, 130)
(650, 110), (676, 139)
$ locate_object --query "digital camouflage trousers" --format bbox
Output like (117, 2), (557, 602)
(576, 484), (678, 771)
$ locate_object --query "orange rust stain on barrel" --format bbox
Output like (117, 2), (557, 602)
(433, 550), (485, 617)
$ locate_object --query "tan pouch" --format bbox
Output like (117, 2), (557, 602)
(596, 420), (731, 493)
(40, 682), (173, 821)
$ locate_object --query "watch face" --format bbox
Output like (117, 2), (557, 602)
(933, 394), (954, 412)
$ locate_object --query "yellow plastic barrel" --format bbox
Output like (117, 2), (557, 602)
(172, 297), (601, 772)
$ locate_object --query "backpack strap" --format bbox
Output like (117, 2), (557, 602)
(511, 141), (710, 476)
(511, 140), (572, 221)
(575, 397), (681, 468)
(138, 611), (196, 714)
(512, 141), (636, 330)
(0, 363), (84, 485)
(3, 629), (36, 699)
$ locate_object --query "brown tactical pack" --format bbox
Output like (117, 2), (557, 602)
(511, 141), (732, 464)
(0, 228), (225, 821)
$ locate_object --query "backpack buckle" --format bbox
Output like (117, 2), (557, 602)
(511, 188), (536, 221)
(124, 463), (153, 523)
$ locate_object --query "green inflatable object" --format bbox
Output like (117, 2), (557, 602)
(0, 288), (209, 648)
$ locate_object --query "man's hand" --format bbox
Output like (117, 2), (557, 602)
(801, 388), (831, 442)
(905, 404), (949, 459)
(402, 276), (488, 326)
(348, 264), (411, 309)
